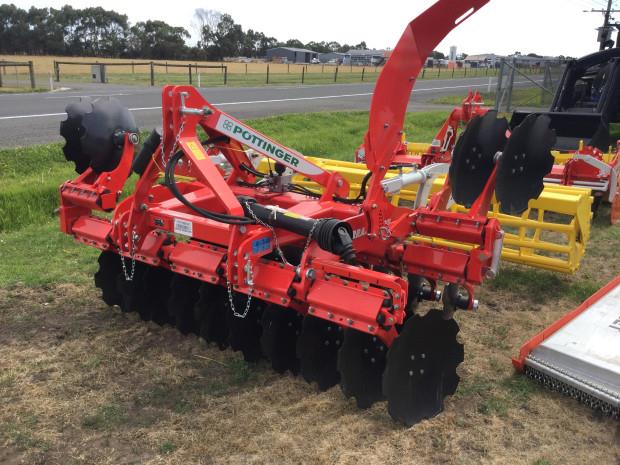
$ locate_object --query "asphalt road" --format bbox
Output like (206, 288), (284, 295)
(0, 76), (537, 148)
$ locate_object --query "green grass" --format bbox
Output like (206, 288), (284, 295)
(488, 266), (601, 305)
(81, 404), (128, 430)
(160, 441), (177, 454)
(0, 86), (48, 93)
(431, 87), (552, 108)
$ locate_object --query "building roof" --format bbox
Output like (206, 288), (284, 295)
(347, 49), (386, 56)
(270, 47), (317, 54)
(464, 53), (498, 61)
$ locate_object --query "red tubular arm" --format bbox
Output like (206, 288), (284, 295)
(363, 0), (489, 175)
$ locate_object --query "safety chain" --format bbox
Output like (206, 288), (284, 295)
(226, 201), (319, 319)
(121, 120), (186, 279)
(120, 231), (138, 282)
(226, 256), (255, 318)
(159, 120), (186, 169)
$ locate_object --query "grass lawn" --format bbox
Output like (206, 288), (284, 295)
(0, 110), (618, 465)
(432, 87), (553, 108)
(0, 86), (48, 94)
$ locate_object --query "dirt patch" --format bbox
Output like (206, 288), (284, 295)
(0, 280), (618, 465)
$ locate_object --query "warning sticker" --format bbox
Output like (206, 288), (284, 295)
(186, 140), (206, 160)
(174, 218), (193, 237)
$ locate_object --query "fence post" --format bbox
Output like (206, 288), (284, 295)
(422, 68), (425, 78)
(334, 66), (338, 82)
(506, 64), (515, 112)
(494, 60), (504, 112)
(166, 62), (168, 73)
(245, 63), (248, 75)
(266, 64), (270, 84)
(301, 66), (305, 84)
(452, 67), (455, 78)
(188, 64), (192, 85)
(464, 66), (467, 77)
(361, 67), (365, 82)
(224, 66), (228, 85)
(322, 64), (324, 73)
(438, 67), (441, 77)
(99, 63), (105, 84)
(132, 61), (135, 74)
(0, 66), (3, 87)
(54, 61), (60, 82)
(287, 63), (290, 74)
(150, 62), (155, 86)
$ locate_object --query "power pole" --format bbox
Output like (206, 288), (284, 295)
(584, 0), (619, 50)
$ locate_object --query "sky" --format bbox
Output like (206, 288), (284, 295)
(10, 0), (619, 57)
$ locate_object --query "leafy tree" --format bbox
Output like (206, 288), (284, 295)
(128, 20), (189, 59)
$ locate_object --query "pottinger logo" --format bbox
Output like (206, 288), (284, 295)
(222, 119), (234, 131)
(215, 116), (323, 176)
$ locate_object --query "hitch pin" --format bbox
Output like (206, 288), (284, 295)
(179, 92), (213, 116)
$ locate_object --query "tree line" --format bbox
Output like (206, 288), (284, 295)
(0, 4), (369, 60)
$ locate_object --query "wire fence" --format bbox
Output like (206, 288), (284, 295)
(46, 59), (542, 88)
(494, 60), (565, 112)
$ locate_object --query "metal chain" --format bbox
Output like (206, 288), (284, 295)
(120, 232), (138, 282)
(226, 257), (254, 318)
(159, 120), (185, 169)
(226, 202), (319, 319)
(121, 120), (186, 279)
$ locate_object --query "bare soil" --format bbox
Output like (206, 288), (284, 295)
(1, 277), (618, 465)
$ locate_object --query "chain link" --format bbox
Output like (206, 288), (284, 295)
(121, 120), (186, 279)
(120, 232), (137, 281)
(159, 120), (185, 169)
(226, 201), (319, 319)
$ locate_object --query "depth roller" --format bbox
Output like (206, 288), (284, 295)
(383, 309), (464, 426)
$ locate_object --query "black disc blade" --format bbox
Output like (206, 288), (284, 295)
(260, 304), (303, 374)
(195, 283), (229, 349)
(60, 98), (93, 174)
(94, 251), (123, 307)
(142, 267), (173, 325)
(449, 111), (508, 207)
(226, 293), (265, 362)
(81, 98), (138, 173)
(297, 316), (343, 391)
(116, 261), (147, 314)
(496, 114), (556, 215)
(383, 309), (463, 426)
(167, 274), (201, 335)
(337, 330), (387, 409)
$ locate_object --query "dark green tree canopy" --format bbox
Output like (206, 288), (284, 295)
(0, 4), (369, 60)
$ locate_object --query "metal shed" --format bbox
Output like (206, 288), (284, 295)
(266, 47), (319, 64)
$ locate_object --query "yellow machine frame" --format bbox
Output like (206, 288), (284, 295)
(259, 156), (592, 274)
